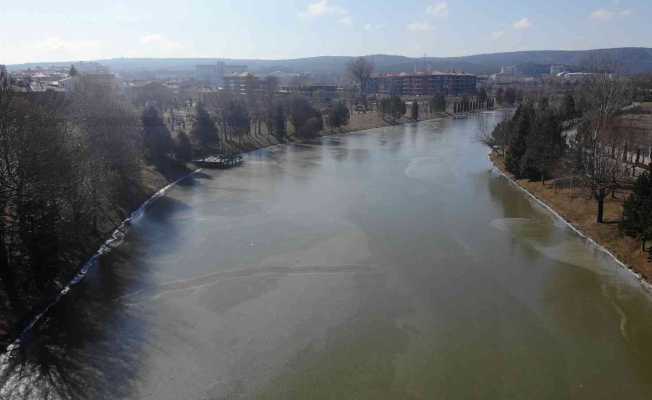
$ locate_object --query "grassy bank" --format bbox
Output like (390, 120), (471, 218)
(490, 151), (652, 283)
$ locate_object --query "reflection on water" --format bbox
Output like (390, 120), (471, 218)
(3, 113), (652, 399)
(0, 254), (147, 399)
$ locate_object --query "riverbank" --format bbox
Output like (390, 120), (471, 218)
(489, 151), (652, 286)
(0, 110), (453, 352)
(220, 110), (451, 153)
(0, 160), (195, 352)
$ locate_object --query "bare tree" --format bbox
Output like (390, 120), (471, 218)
(0, 65), (9, 91)
(477, 110), (512, 157)
(347, 57), (375, 97)
(574, 72), (632, 223)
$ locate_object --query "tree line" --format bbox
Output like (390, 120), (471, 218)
(0, 72), (359, 334)
(0, 77), (143, 327)
(485, 72), (652, 253)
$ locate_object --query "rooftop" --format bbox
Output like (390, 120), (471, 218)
(373, 71), (476, 78)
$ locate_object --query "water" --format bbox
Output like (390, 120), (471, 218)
(3, 113), (652, 399)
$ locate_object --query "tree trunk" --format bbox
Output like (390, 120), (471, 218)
(0, 229), (20, 314)
(596, 190), (606, 224)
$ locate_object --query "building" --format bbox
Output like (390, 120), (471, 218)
(500, 65), (518, 75)
(550, 65), (566, 75)
(72, 62), (110, 74)
(556, 72), (596, 82)
(281, 84), (339, 103)
(195, 62), (225, 85)
(195, 63), (249, 86)
(369, 72), (477, 97)
(224, 65), (248, 75)
(61, 73), (118, 93)
(223, 73), (260, 95)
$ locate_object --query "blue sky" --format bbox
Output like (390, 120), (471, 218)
(1, 0), (650, 64)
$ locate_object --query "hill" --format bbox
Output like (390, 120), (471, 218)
(8, 47), (652, 76)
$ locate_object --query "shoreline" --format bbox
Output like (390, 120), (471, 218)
(0, 168), (203, 358)
(0, 111), (454, 354)
(489, 151), (652, 292)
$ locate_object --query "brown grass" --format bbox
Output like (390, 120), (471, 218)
(490, 152), (652, 282)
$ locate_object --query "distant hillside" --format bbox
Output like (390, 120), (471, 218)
(8, 47), (652, 76)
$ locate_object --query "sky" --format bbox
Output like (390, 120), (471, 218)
(1, 0), (650, 64)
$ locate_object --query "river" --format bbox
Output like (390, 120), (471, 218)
(2, 112), (652, 399)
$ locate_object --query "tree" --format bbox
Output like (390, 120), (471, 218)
(505, 103), (535, 176)
(128, 81), (176, 109)
(287, 95), (323, 138)
(504, 87), (518, 106)
(0, 89), (76, 314)
(68, 75), (143, 208)
(223, 98), (251, 145)
(411, 101), (419, 121)
(175, 131), (193, 162)
(0, 65), (9, 90)
(520, 109), (563, 182)
(379, 96), (406, 122)
(327, 101), (350, 129)
(191, 102), (219, 149)
(259, 76), (280, 136)
(574, 73), (631, 223)
(265, 100), (287, 141)
(142, 105), (174, 164)
(561, 94), (576, 120)
(495, 87), (505, 105)
(430, 94), (446, 113)
(347, 57), (375, 97)
(621, 172), (652, 250)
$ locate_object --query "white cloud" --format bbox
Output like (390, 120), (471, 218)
(513, 17), (532, 30)
(407, 21), (434, 32)
(300, 0), (352, 25)
(589, 7), (632, 21)
(426, 2), (449, 17)
(364, 23), (383, 31)
(300, 0), (347, 17)
(590, 8), (614, 20)
(491, 31), (505, 40)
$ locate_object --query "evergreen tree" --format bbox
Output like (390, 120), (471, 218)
(504, 88), (518, 106)
(287, 96), (323, 138)
(380, 96), (406, 121)
(621, 172), (652, 250)
(191, 103), (219, 149)
(272, 102), (287, 140)
(520, 109), (563, 182)
(142, 105), (174, 163)
(328, 101), (350, 128)
(430, 94), (446, 113)
(505, 104), (534, 176)
(174, 131), (193, 162)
